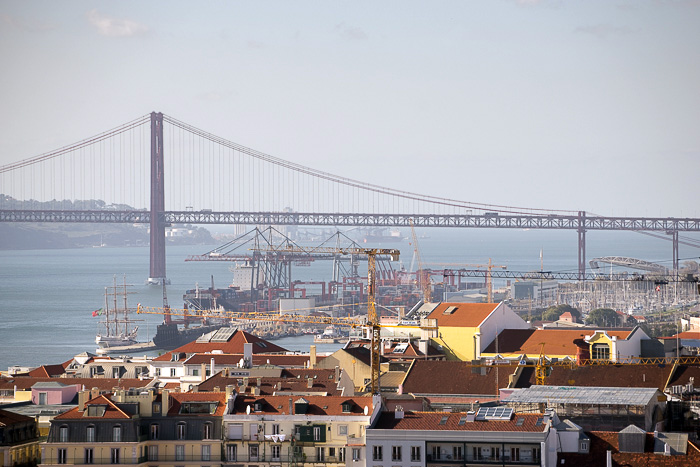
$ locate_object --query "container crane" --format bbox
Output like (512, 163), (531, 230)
(409, 219), (431, 302)
(138, 245), (402, 395)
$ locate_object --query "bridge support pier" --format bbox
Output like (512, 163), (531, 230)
(577, 211), (586, 280)
(148, 112), (169, 285)
(669, 230), (679, 274)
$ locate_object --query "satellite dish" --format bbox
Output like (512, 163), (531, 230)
(246, 405), (251, 415)
(364, 405), (369, 416)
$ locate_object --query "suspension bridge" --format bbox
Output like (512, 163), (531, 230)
(1, 112), (699, 284)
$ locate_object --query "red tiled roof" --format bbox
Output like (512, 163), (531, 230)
(0, 408), (34, 425)
(402, 360), (515, 396)
(198, 369), (341, 394)
(426, 303), (499, 328)
(231, 394), (372, 416)
(0, 376), (151, 392)
(483, 328), (635, 356)
(558, 431), (700, 466)
(153, 330), (288, 362)
(56, 394), (132, 420)
(513, 363), (673, 390)
(27, 364), (67, 378)
(374, 411), (547, 432)
(167, 392), (228, 417)
(667, 365), (700, 388)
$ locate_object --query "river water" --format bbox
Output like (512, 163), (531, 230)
(0, 227), (695, 371)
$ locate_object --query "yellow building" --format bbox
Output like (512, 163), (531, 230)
(421, 302), (528, 361)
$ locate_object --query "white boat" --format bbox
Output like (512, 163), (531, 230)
(314, 325), (344, 343)
(95, 276), (141, 348)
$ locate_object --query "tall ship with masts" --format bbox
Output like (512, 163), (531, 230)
(95, 276), (140, 348)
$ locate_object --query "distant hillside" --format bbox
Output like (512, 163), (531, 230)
(0, 196), (214, 250)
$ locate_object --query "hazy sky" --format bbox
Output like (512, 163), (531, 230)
(1, 1), (699, 217)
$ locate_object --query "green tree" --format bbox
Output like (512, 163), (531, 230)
(542, 304), (581, 321)
(585, 308), (619, 327)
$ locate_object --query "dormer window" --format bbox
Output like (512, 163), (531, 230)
(86, 405), (106, 417)
(342, 402), (352, 413)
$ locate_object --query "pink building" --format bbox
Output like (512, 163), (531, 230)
(31, 381), (80, 405)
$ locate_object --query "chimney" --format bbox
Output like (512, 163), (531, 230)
(418, 340), (428, 355)
(225, 384), (236, 400)
(257, 377), (262, 388)
(288, 397), (294, 415)
(161, 389), (170, 416)
(307, 377), (314, 389)
(335, 366), (341, 381)
(276, 382), (282, 391)
(394, 406), (404, 419)
(78, 390), (88, 412)
(253, 386), (261, 396)
(606, 450), (612, 467)
(90, 387), (99, 399)
(214, 386), (221, 392)
(243, 377), (249, 393)
(210, 358), (215, 378)
(243, 343), (253, 368)
(466, 411), (476, 423)
(200, 363), (206, 381)
(310, 345), (317, 368)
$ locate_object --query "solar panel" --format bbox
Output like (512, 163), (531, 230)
(476, 407), (514, 421)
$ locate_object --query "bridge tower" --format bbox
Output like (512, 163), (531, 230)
(577, 211), (586, 280)
(148, 112), (168, 285)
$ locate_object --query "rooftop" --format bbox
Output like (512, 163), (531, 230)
(373, 411), (548, 432)
(503, 385), (659, 406)
(425, 302), (499, 328)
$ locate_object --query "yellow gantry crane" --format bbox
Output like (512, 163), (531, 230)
(409, 219), (431, 302)
(138, 245), (401, 395)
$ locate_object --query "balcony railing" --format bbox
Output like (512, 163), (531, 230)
(223, 455), (343, 464)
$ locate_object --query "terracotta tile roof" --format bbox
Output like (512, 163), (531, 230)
(55, 394), (132, 420)
(197, 369), (342, 395)
(383, 342), (445, 359)
(558, 431), (700, 466)
(230, 394), (373, 416)
(27, 363), (68, 378)
(152, 329), (288, 362)
(402, 360), (516, 396)
(373, 411), (547, 432)
(159, 352), (323, 367)
(0, 376), (151, 392)
(167, 392), (228, 417)
(667, 365), (700, 388)
(426, 302), (499, 328)
(513, 363), (673, 390)
(0, 407), (34, 425)
(482, 328), (635, 357)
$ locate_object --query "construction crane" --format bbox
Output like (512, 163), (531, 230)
(429, 260), (507, 302)
(408, 219), (430, 302)
(139, 246), (401, 395)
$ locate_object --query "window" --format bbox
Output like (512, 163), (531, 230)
(202, 445), (211, 461)
(329, 448), (336, 458)
(579, 440), (589, 453)
(271, 445), (281, 461)
(352, 448), (361, 461)
(317, 447), (325, 462)
(192, 368), (199, 376)
(392, 446), (402, 462)
(175, 445), (185, 461)
(453, 446), (463, 461)
(170, 368), (177, 377)
(57, 448), (67, 464)
(155, 368), (161, 376)
(86, 425), (96, 442)
(272, 423), (280, 435)
(411, 446), (421, 462)
(339, 448), (346, 462)
(510, 448), (520, 462)
(203, 422), (213, 439)
(148, 445), (158, 461)
(373, 446), (383, 461)
(111, 448), (120, 464)
(59, 426), (68, 442)
(112, 425), (121, 442)
(249, 444), (259, 460)
(150, 424), (159, 440)
(592, 343), (610, 360)
(472, 447), (481, 461)
(342, 402), (351, 413)
(313, 426), (322, 441)
(432, 446), (441, 460)
(226, 444), (237, 462)
(84, 448), (94, 464)
(177, 422), (186, 440)
(152, 402), (161, 413)
(338, 424), (348, 435)
(494, 447), (501, 461)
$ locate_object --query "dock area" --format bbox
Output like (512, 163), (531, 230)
(96, 341), (158, 356)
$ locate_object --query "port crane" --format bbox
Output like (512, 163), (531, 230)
(138, 246), (402, 395)
(409, 219), (431, 302)
(428, 259), (507, 302)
